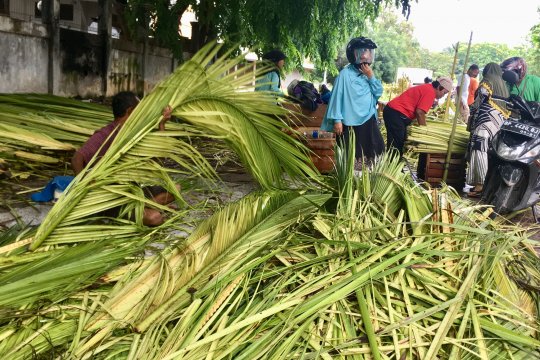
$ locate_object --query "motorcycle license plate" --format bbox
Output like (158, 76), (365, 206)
(501, 120), (540, 138)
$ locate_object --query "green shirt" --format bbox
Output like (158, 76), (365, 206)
(509, 74), (540, 102)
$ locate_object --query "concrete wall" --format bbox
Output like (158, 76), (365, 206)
(0, 16), (49, 93)
(143, 47), (176, 95)
(57, 28), (102, 97)
(0, 14), (176, 97)
(109, 39), (175, 97)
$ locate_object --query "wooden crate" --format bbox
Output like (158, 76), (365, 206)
(417, 153), (466, 189)
(307, 139), (336, 173)
(282, 103), (328, 127)
(281, 103), (336, 173)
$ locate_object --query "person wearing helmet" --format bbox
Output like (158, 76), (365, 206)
(255, 49), (287, 95)
(383, 76), (453, 156)
(320, 37), (385, 169)
(500, 57), (540, 102)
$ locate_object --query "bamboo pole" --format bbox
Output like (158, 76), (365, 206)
(443, 32), (472, 183)
(443, 43), (459, 122)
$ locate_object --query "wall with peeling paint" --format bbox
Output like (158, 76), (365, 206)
(0, 15), (176, 97)
(0, 17), (49, 93)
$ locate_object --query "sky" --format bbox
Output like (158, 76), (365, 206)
(399, 0), (540, 52)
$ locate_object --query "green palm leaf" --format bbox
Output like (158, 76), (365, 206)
(28, 42), (319, 250)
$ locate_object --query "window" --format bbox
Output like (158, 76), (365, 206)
(59, 4), (73, 21)
(34, 1), (41, 18)
(0, 0), (8, 15)
(34, 2), (74, 21)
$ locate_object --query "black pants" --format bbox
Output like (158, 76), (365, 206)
(383, 106), (412, 156)
(336, 115), (385, 161)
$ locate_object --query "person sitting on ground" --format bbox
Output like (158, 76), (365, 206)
(500, 57), (540, 102)
(255, 49), (286, 95)
(456, 64), (480, 123)
(383, 76), (453, 156)
(424, 77), (432, 84)
(320, 36), (385, 170)
(465, 63), (510, 198)
(71, 91), (179, 226)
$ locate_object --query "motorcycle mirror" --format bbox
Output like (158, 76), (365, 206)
(502, 70), (519, 85)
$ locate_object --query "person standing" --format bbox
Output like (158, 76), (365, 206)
(501, 57), (540, 102)
(383, 77), (453, 156)
(320, 37), (384, 169)
(467, 67), (480, 106)
(255, 49), (286, 95)
(456, 64), (480, 122)
(466, 63), (510, 197)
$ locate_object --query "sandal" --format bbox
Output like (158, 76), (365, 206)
(467, 191), (482, 198)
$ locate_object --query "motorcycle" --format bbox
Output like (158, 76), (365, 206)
(481, 71), (540, 215)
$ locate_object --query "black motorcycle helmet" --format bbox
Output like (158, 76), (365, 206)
(346, 37), (377, 65)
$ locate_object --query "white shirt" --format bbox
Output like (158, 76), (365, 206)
(457, 74), (470, 104)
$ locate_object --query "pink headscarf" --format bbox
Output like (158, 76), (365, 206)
(500, 57), (528, 81)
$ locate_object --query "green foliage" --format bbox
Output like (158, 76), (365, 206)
(124, 0), (188, 59)
(123, 0), (413, 70)
(443, 43), (521, 75)
(366, 12), (422, 83)
(526, 15), (540, 76)
(421, 50), (454, 78)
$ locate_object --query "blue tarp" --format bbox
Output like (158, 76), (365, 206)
(31, 176), (75, 202)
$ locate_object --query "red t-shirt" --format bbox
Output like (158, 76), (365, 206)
(387, 84), (436, 120)
(76, 120), (121, 167)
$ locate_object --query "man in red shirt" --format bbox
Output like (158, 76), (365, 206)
(72, 91), (177, 226)
(383, 76), (453, 155)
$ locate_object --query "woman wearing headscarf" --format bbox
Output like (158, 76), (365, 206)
(500, 57), (540, 102)
(320, 37), (384, 170)
(466, 63), (510, 197)
(255, 49), (286, 95)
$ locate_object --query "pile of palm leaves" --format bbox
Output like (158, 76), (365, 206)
(0, 94), (111, 176)
(406, 120), (470, 154)
(16, 43), (318, 253)
(0, 94), (237, 179)
(0, 148), (539, 359)
(0, 43), (539, 359)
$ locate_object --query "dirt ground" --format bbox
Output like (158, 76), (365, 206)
(2, 164), (539, 245)
(0, 162), (258, 229)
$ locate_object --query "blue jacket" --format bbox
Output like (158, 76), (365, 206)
(255, 71), (283, 94)
(321, 64), (383, 131)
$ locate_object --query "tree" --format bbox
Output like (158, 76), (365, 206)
(422, 50), (454, 78)
(365, 12), (422, 83)
(445, 43), (522, 75)
(527, 10), (540, 76)
(122, 0), (413, 72)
